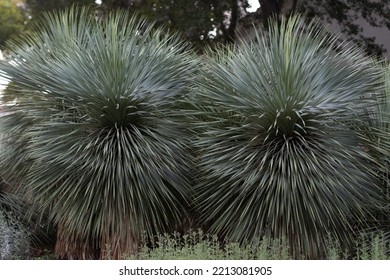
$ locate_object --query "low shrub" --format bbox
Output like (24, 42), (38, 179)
(125, 230), (390, 260)
(130, 230), (294, 260)
(0, 210), (30, 260)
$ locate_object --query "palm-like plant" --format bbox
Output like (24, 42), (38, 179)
(360, 63), (390, 245)
(0, 7), (195, 259)
(0, 179), (23, 216)
(191, 15), (385, 258)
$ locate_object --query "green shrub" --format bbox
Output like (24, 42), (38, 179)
(355, 233), (390, 260)
(130, 230), (390, 260)
(357, 63), (390, 249)
(0, 0), (25, 48)
(132, 230), (293, 260)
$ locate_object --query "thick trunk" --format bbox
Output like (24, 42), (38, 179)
(100, 231), (138, 260)
(55, 224), (99, 260)
(55, 221), (139, 259)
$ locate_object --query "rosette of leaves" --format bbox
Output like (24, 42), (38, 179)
(359, 63), (390, 247)
(0, 7), (195, 259)
(191, 15), (384, 258)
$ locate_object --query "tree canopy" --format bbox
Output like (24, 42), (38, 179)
(299, 0), (390, 57)
(2, 1), (390, 56)
(1, 3), (390, 260)
(0, 0), (25, 48)
(24, 0), (95, 14)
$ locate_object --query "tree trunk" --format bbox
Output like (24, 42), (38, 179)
(225, 0), (239, 44)
(55, 220), (139, 259)
(100, 217), (139, 259)
(100, 231), (138, 260)
(55, 224), (99, 260)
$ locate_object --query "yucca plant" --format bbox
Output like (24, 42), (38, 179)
(0, 7), (195, 259)
(190, 15), (385, 258)
(0, 179), (22, 214)
(360, 63), (390, 247)
(350, 61), (390, 245)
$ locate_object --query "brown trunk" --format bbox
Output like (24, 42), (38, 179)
(55, 222), (138, 259)
(100, 232), (138, 260)
(100, 219), (139, 259)
(55, 224), (99, 260)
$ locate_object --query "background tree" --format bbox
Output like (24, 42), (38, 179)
(0, 0), (25, 48)
(24, 0), (95, 15)
(239, 0), (390, 58)
(3, 1), (388, 57)
(298, 0), (390, 57)
(99, 0), (390, 56)
(99, 0), (249, 49)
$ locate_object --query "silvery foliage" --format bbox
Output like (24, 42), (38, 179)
(0, 211), (30, 260)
